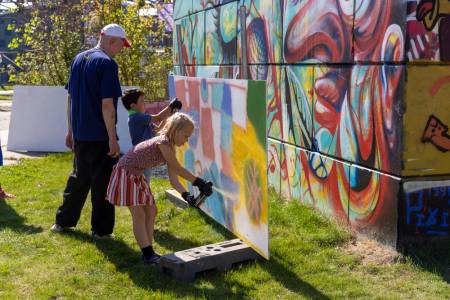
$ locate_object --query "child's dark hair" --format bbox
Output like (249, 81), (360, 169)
(122, 88), (145, 110)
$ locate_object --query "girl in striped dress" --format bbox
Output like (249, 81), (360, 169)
(106, 112), (213, 264)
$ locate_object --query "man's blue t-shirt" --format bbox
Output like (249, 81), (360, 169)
(128, 111), (155, 145)
(66, 48), (122, 141)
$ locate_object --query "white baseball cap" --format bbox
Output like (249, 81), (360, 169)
(101, 24), (131, 48)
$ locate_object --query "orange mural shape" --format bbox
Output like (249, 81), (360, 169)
(422, 115), (450, 152)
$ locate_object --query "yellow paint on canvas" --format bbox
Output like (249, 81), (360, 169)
(231, 121), (268, 225)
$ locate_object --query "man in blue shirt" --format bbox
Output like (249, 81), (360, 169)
(51, 24), (131, 237)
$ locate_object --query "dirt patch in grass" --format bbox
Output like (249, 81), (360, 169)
(343, 237), (402, 265)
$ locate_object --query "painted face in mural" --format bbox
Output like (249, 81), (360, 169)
(174, 124), (194, 147)
(130, 94), (146, 113)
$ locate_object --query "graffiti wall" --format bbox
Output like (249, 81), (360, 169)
(173, 0), (450, 246)
(407, 0), (450, 62)
(403, 65), (450, 176)
(400, 179), (450, 239)
(168, 75), (269, 259)
(205, 1), (238, 65)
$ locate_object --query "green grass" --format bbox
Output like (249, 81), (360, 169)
(0, 154), (449, 299)
(0, 85), (13, 101)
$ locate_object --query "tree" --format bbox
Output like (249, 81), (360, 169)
(9, 0), (173, 101)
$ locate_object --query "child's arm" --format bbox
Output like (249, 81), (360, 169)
(160, 143), (213, 197)
(168, 167), (187, 195)
(150, 106), (171, 123)
(158, 144), (196, 182)
(150, 98), (182, 123)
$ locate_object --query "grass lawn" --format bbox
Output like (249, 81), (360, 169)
(0, 154), (449, 299)
(0, 85), (13, 101)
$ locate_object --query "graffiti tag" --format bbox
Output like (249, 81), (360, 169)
(422, 115), (450, 152)
(403, 183), (449, 236)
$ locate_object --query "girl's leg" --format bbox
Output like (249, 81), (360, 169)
(144, 203), (157, 245)
(128, 206), (151, 248)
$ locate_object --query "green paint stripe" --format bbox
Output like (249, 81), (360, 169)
(247, 80), (267, 148)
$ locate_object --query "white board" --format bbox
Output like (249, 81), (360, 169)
(7, 86), (133, 153)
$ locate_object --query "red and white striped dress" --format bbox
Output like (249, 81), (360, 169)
(106, 135), (171, 206)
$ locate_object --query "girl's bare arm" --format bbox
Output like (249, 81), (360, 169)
(158, 143), (196, 182)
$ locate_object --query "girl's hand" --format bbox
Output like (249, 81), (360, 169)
(193, 177), (213, 196)
(182, 192), (196, 207)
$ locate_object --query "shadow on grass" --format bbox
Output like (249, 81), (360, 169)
(60, 214), (330, 299)
(400, 242), (450, 283)
(0, 200), (43, 234)
(197, 209), (331, 299)
(61, 229), (250, 298)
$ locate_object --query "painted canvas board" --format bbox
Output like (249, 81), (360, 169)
(168, 75), (268, 259)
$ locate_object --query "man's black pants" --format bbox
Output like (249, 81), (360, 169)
(55, 140), (118, 235)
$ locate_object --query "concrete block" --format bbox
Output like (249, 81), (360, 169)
(157, 239), (261, 282)
(165, 189), (189, 209)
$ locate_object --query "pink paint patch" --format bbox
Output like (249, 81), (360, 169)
(175, 80), (187, 107)
(187, 79), (201, 111)
(221, 146), (233, 178)
(201, 107), (215, 160)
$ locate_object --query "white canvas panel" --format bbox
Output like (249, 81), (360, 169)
(7, 86), (133, 153)
(7, 86), (69, 152)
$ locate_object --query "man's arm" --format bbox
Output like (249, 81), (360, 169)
(65, 94), (73, 150)
(102, 98), (120, 157)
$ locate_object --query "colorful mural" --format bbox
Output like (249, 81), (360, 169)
(283, 66), (314, 148)
(353, 0), (406, 62)
(403, 65), (450, 176)
(349, 166), (400, 245)
(172, 0), (450, 246)
(174, 12), (205, 66)
(268, 138), (281, 194)
(174, 0), (192, 20)
(400, 179), (450, 239)
(283, 0), (354, 64)
(239, 0), (282, 64)
(279, 147), (350, 223)
(407, 0), (450, 62)
(205, 1), (238, 65)
(311, 65), (404, 175)
(168, 75), (268, 259)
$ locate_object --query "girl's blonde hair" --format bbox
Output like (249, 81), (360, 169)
(158, 112), (195, 143)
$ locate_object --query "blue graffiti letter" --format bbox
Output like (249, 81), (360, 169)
(406, 191), (423, 225)
(442, 212), (449, 228)
(426, 208), (439, 227)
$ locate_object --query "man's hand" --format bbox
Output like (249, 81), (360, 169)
(108, 139), (120, 158)
(65, 132), (74, 150)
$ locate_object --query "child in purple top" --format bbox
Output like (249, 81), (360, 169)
(106, 112), (213, 264)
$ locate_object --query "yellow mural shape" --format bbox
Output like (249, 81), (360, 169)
(403, 65), (450, 176)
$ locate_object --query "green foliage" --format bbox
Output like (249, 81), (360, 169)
(9, 0), (173, 101)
